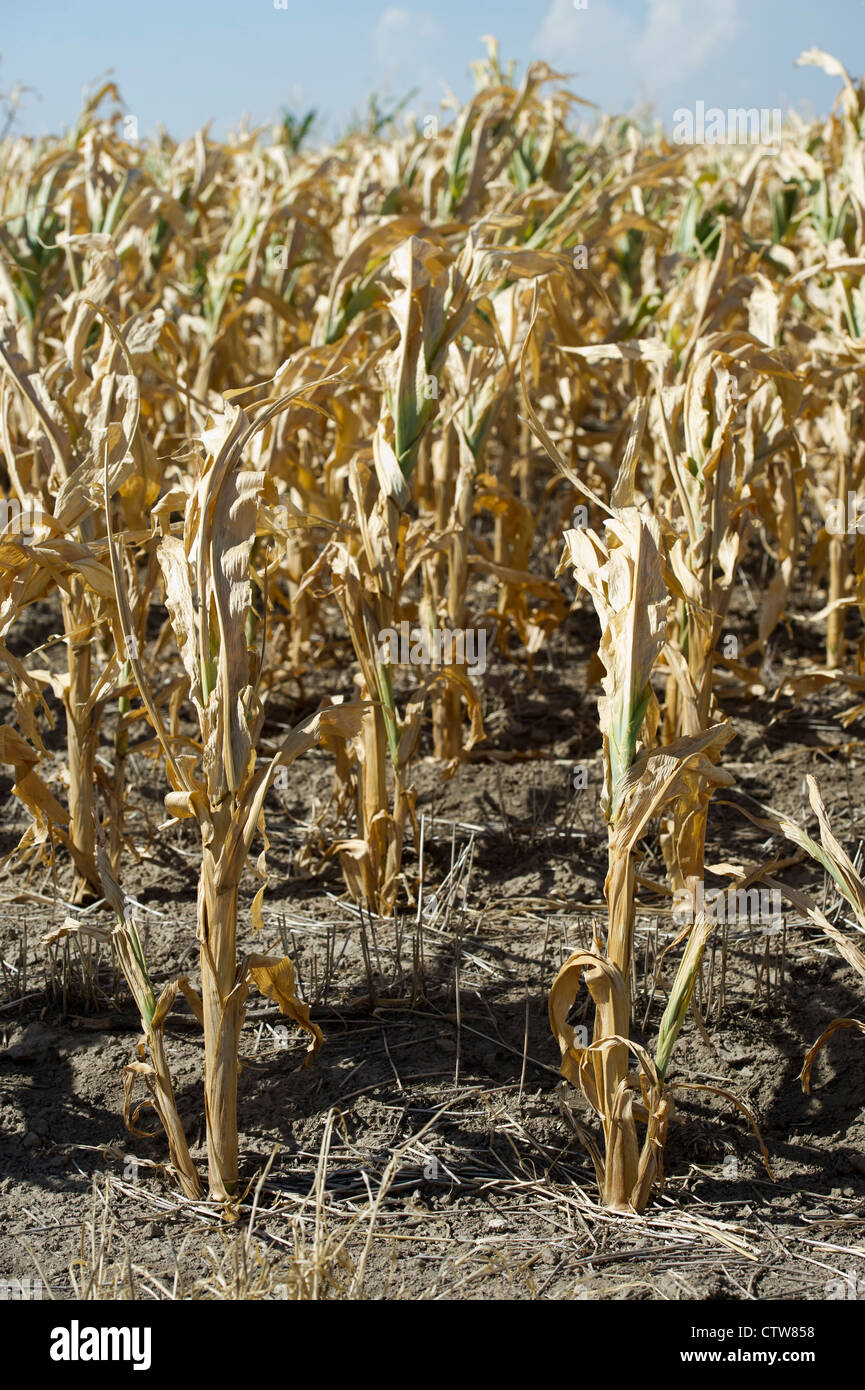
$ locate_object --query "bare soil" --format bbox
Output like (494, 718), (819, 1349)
(2, 564), (865, 1300)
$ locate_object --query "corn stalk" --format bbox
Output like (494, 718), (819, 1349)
(106, 385), (362, 1205)
(526, 360), (733, 1211)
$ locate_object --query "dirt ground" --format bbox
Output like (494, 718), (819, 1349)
(2, 559), (865, 1301)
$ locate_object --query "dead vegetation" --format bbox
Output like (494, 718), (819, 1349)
(0, 40), (864, 1280)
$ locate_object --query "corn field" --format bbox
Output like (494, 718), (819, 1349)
(2, 41), (865, 1302)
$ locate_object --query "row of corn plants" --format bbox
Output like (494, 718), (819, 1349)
(0, 43), (863, 1210)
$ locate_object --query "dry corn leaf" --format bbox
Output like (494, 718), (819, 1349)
(247, 954), (323, 1063)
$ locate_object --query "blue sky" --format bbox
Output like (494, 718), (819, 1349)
(2, 0), (863, 142)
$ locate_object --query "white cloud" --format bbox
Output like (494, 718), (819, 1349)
(641, 0), (743, 79)
(532, 0), (744, 111)
(373, 7), (442, 71)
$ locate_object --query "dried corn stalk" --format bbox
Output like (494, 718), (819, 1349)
(106, 388), (362, 1205)
(745, 776), (865, 1094)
